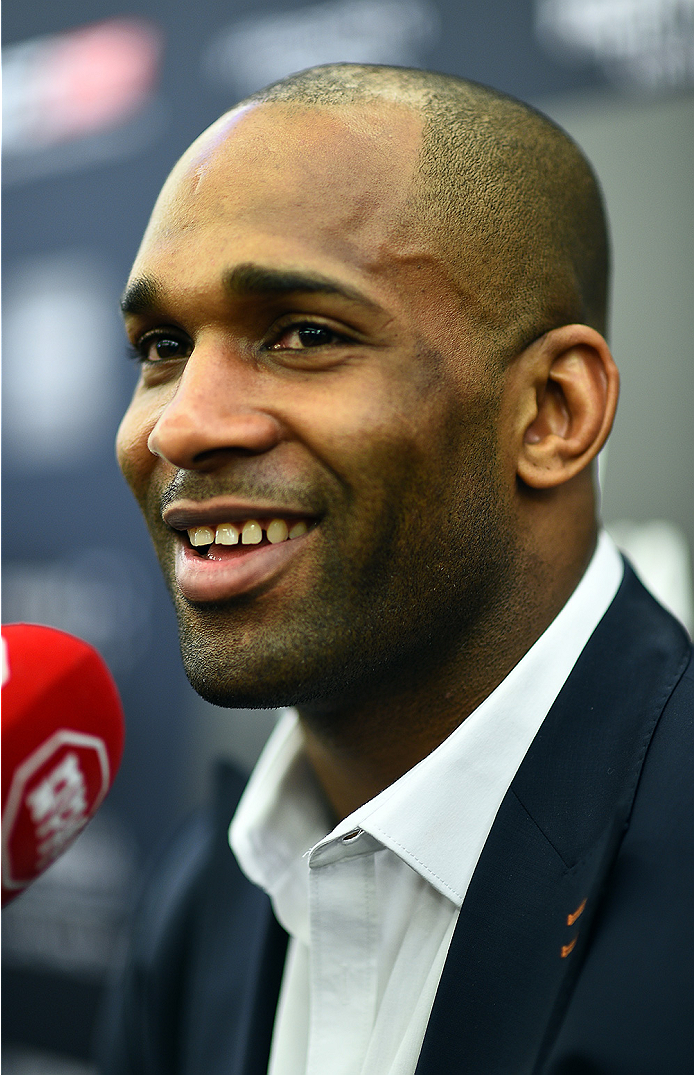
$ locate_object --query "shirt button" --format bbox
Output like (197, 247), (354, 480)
(342, 828), (363, 842)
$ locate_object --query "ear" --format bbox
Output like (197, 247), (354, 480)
(516, 325), (619, 490)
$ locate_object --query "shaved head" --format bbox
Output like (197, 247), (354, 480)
(242, 63), (609, 360)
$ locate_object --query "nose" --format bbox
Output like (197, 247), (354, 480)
(147, 345), (283, 470)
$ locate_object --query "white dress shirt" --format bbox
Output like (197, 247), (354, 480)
(230, 531), (624, 1075)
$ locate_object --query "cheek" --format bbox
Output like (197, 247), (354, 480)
(299, 357), (443, 454)
(115, 397), (157, 500)
(319, 393), (454, 533)
(300, 391), (426, 520)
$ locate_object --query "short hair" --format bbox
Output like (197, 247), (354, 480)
(242, 64), (609, 360)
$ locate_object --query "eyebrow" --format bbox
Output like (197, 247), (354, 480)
(120, 264), (383, 319)
(222, 263), (381, 311)
(120, 276), (161, 317)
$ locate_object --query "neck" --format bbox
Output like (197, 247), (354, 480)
(299, 518), (597, 820)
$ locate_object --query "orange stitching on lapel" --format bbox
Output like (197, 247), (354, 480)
(567, 898), (587, 926)
(561, 936), (578, 958)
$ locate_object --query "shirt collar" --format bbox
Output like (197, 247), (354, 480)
(231, 532), (624, 910)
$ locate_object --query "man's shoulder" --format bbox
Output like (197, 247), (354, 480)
(507, 560), (691, 858)
(577, 547), (688, 673)
(544, 612), (694, 1072)
(128, 762), (250, 965)
(414, 565), (693, 1075)
(98, 761), (275, 1075)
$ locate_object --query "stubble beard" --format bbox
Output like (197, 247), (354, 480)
(168, 432), (517, 717)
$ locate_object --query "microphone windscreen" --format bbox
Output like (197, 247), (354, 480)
(2, 623), (125, 906)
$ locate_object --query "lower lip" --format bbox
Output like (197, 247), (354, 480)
(174, 533), (311, 603)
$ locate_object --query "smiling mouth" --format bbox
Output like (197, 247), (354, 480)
(185, 516), (312, 557)
(163, 501), (320, 602)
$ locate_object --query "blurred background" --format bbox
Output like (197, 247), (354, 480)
(2, 0), (693, 1070)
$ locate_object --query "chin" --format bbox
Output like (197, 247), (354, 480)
(184, 669), (298, 710)
(178, 622), (404, 713)
(182, 663), (355, 712)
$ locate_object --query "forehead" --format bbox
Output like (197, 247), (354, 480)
(134, 101), (427, 282)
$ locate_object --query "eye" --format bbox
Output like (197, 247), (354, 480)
(268, 322), (344, 351)
(129, 330), (192, 363)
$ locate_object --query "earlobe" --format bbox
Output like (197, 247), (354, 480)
(517, 325), (619, 490)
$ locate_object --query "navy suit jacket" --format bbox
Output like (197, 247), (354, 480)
(101, 564), (694, 1074)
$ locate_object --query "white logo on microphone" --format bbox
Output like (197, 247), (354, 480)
(26, 752), (88, 868)
(2, 729), (111, 890)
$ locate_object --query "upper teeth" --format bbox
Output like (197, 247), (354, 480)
(188, 519), (308, 547)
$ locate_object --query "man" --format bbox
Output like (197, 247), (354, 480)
(105, 65), (693, 1074)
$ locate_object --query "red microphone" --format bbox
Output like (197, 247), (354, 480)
(2, 624), (125, 907)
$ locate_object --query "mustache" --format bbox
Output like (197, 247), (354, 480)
(156, 468), (327, 515)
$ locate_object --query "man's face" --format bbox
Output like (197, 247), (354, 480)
(117, 102), (516, 709)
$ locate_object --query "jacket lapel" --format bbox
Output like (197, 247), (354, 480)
(415, 564), (690, 1075)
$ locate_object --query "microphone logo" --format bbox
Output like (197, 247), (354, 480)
(2, 730), (111, 893)
(27, 750), (90, 867)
